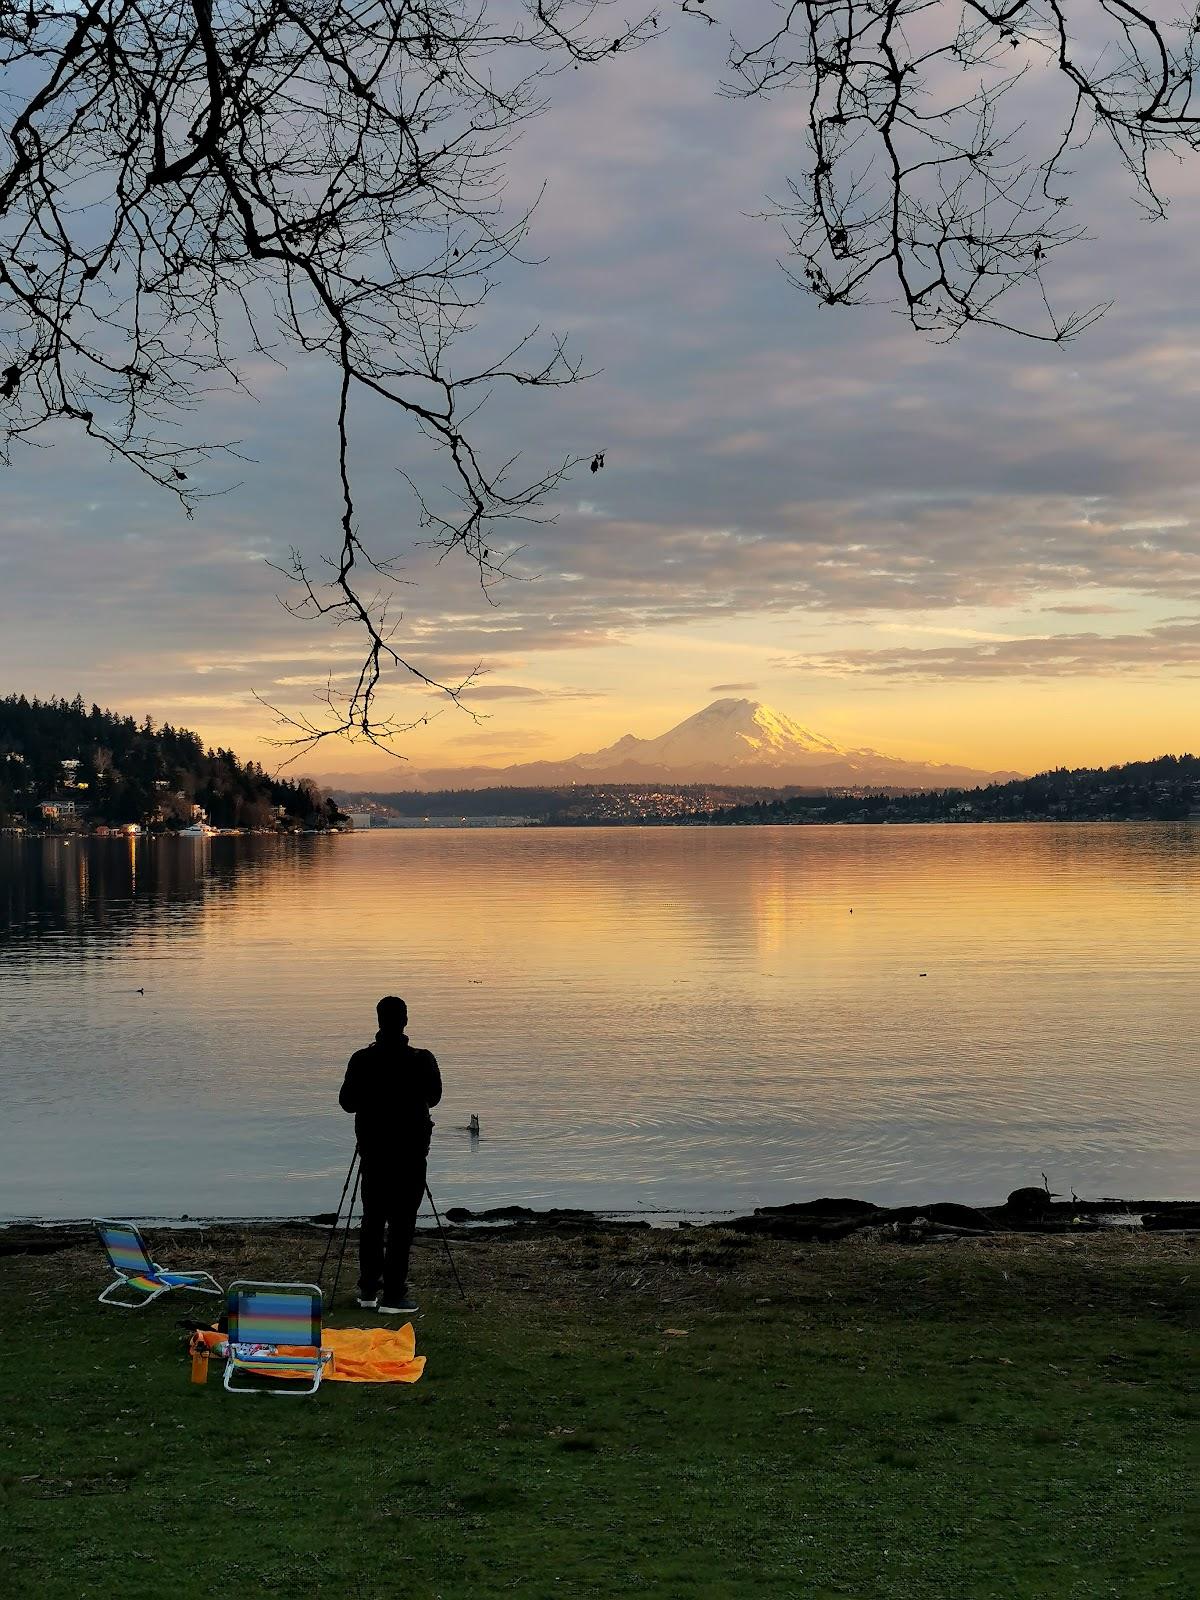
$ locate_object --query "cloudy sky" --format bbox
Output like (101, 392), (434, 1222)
(3, 14), (1200, 781)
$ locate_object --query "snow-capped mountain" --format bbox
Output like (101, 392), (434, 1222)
(569, 699), (844, 774)
(322, 699), (1021, 791)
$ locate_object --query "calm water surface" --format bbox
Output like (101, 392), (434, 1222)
(1, 825), (1196, 1219)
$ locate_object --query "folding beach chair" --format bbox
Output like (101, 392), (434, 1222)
(223, 1281), (333, 1396)
(94, 1219), (223, 1309)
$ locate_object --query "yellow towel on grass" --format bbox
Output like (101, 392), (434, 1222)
(321, 1323), (426, 1383)
(190, 1323), (426, 1383)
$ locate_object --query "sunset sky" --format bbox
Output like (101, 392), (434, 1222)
(3, 21), (1199, 782)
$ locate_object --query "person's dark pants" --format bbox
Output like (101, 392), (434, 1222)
(358, 1149), (427, 1301)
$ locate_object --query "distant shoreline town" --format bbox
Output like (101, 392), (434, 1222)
(4, 693), (1197, 836)
(337, 754), (1200, 829)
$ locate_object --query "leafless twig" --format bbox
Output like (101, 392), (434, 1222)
(722, 0), (1200, 339)
(0, 0), (654, 754)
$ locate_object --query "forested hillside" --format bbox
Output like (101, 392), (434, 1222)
(709, 754), (1200, 826)
(0, 694), (339, 829)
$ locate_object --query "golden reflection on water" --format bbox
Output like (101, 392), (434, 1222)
(1, 824), (1197, 1217)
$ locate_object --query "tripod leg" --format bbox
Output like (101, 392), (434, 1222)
(318, 1144), (359, 1293)
(330, 1157), (363, 1309)
(426, 1183), (469, 1304)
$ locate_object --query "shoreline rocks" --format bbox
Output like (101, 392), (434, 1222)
(3, 1193), (1198, 1256)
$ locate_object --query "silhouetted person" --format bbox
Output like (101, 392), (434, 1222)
(339, 995), (442, 1314)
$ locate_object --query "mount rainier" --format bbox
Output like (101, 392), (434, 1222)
(325, 699), (1020, 791)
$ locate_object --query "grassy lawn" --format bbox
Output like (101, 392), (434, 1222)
(1, 1225), (1195, 1599)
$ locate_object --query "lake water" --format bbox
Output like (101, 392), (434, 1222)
(1, 824), (1197, 1221)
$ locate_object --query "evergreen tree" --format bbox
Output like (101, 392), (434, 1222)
(0, 694), (341, 831)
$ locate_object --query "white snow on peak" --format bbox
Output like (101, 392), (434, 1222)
(575, 699), (846, 772)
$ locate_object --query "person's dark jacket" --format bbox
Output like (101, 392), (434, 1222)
(339, 1030), (442, 1157)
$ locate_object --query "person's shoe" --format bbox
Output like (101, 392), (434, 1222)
(356, 1287), (379, 1309)
(378, 1285), (418, 1315)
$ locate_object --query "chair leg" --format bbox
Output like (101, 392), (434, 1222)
(223, 1360), (323, 1396)
(167, 1272), (223, 1295)
(267, 1367), (323, 1396)
(98, 1278), (168, 1310)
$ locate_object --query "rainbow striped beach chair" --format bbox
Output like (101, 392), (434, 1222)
(223, 1281), (333, 1396)
(94, 1219), (223, 1309)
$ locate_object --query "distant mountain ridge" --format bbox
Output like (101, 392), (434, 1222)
(323, 698), (1021, 792)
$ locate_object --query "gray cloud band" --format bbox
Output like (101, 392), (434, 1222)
(774, 620), (1200, 682)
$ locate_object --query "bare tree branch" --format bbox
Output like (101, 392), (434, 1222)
(6, 0), (1200, 763)
(721, 0), (1200, 339)
(0, 0), (654, 756)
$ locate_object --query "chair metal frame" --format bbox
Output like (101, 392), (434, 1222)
(222, 1279), (333, 1396)
(94, 1218), (223, 1309)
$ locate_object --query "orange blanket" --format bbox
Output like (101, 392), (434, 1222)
(190, 1324), (425, 1384)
